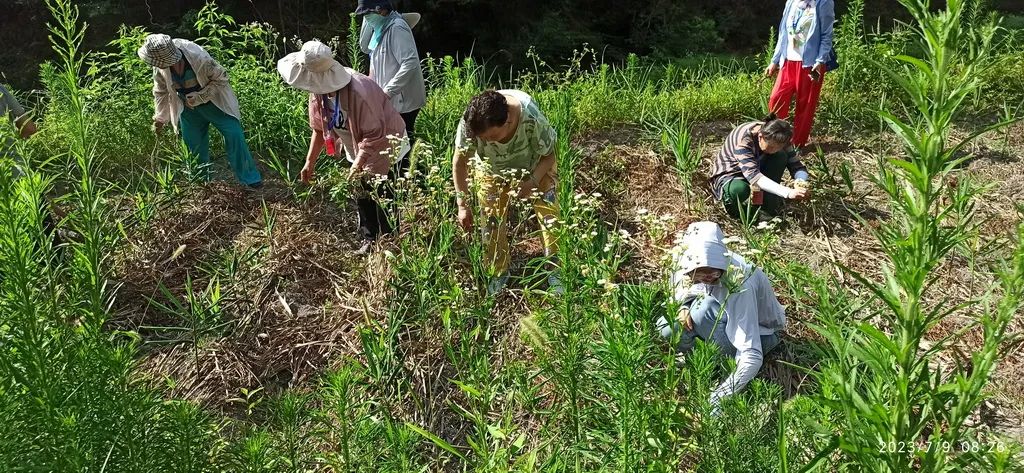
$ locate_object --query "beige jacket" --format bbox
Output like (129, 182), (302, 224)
(150, 39), (242, 132)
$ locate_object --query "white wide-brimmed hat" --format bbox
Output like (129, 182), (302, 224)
(137, 34), (182, 69)
(402, 12), (421, 29)
(277, 41), (352, 95)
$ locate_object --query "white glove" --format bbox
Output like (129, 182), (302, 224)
(185, 89), (211, 108)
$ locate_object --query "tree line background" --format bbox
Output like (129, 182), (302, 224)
(3, 0), (1024, 90)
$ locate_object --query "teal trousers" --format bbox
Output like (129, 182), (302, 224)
(179, 103), (262, 186)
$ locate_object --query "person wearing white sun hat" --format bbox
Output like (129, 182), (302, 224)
(356, 0), (427, 148)
(277, 40), (409, 255)
(657, 221), (786, 408)
(138, 34), (262, 188)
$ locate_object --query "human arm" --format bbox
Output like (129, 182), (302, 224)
(770, 0), (791, 68)
(813, 0), (836, 75)
(187, 46), (231, 108)
(151, 68), (175, 129)
(453, 147), (474, 231)
(786, 147), (811, 198)
(302, 129), (325, 183)
(518, 151), (555, 198)
(710, 289), (765, 406)
(1, 85), (36, 139)
(380, 27), (421, 98)
(517, 117), (558, 198)
(749, 174), (802, 199)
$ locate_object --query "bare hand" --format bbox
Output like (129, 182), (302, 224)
(517, 179), (535, 199)
(347, 165), (364, 182)
(457, 203), (474, 232)
(300, 160), (316, 183)
(677, 308), (694, 331)
(791, 188), (811, 201)
(812, 63), (826, 79)
(765, 63), (780, 77)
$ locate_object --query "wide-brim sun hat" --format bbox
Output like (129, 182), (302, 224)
(138, 34), (182, 69)
(277, 41), (352, 95)
(402, 12), (421, 29)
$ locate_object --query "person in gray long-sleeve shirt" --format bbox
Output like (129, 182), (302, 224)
(656, 221), (786, 409)
(356, 0), (427, 147)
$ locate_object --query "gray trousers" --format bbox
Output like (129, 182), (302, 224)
(656, 293), (779, 356)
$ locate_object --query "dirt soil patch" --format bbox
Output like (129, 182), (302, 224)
(109, 180), (391, 411)
(573, 122), (1024, 440)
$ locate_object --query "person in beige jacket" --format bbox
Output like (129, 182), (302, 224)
(139, 34), (262, 187)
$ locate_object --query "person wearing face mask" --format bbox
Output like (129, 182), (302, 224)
(277, 41), (409, 255)
(355, 0), (426, 148)
(765, 0), (837, 149)
(710, 115), (811, 219)
(656, 221), (787, 407)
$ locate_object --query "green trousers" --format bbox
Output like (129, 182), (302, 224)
(179, 103), (262, 186)
(721, 151), (789, 219)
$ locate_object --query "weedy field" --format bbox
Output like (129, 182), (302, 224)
(1, 0), (1023, 471)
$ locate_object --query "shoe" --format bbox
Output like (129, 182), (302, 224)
(246, 181), (264, 189)
(487, 272), (509, 296)
(547, 271), (565, 295)
(354, 240), (373, 255)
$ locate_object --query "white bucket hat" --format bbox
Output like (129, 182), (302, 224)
(137, 34), (183, 69)
(277, 41), (352, 95)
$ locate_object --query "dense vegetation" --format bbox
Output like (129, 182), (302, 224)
(1, 0), (1023, 471)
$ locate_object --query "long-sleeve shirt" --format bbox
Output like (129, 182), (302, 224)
(771, 0), (835, 68)
(308, 73), (407, 176)
(706, 258), (787, 404)
(670, 224), (787, 405)
(150, 39), (242, 134)
(359, 12), (427, 114)
(710, 121), (808, 199)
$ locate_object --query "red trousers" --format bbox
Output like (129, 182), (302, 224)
(768, 60), (824, 148)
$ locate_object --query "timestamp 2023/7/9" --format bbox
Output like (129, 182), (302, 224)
(879, 440), (1010, 454)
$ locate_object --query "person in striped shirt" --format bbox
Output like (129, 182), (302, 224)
(710, 116), (811, 219)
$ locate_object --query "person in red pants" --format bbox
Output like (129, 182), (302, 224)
(766, 0), (836, 149)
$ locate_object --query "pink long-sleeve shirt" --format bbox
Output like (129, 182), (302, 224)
(308, 72), (407, 176)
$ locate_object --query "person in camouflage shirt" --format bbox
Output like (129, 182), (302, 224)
(452, 90), (562, 295)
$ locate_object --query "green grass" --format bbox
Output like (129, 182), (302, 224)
(1, 0), (1023, 471)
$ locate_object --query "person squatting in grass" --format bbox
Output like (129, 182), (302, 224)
(656, 221), (786, 408)
(766, 0), (837, 149)
(709, 116), (811, 220)
(278, 41), (410, 256)
(356, 0), (426, 149)
(452, 90), (562, 295)
(139, 34), (263, 188)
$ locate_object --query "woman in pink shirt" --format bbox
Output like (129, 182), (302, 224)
(278, 41), (410, 254)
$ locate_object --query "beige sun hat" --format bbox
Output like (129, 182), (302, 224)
(401, 12), (421, 29)
(277, 41), (352, 95)
(137, 34), (183, 69)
